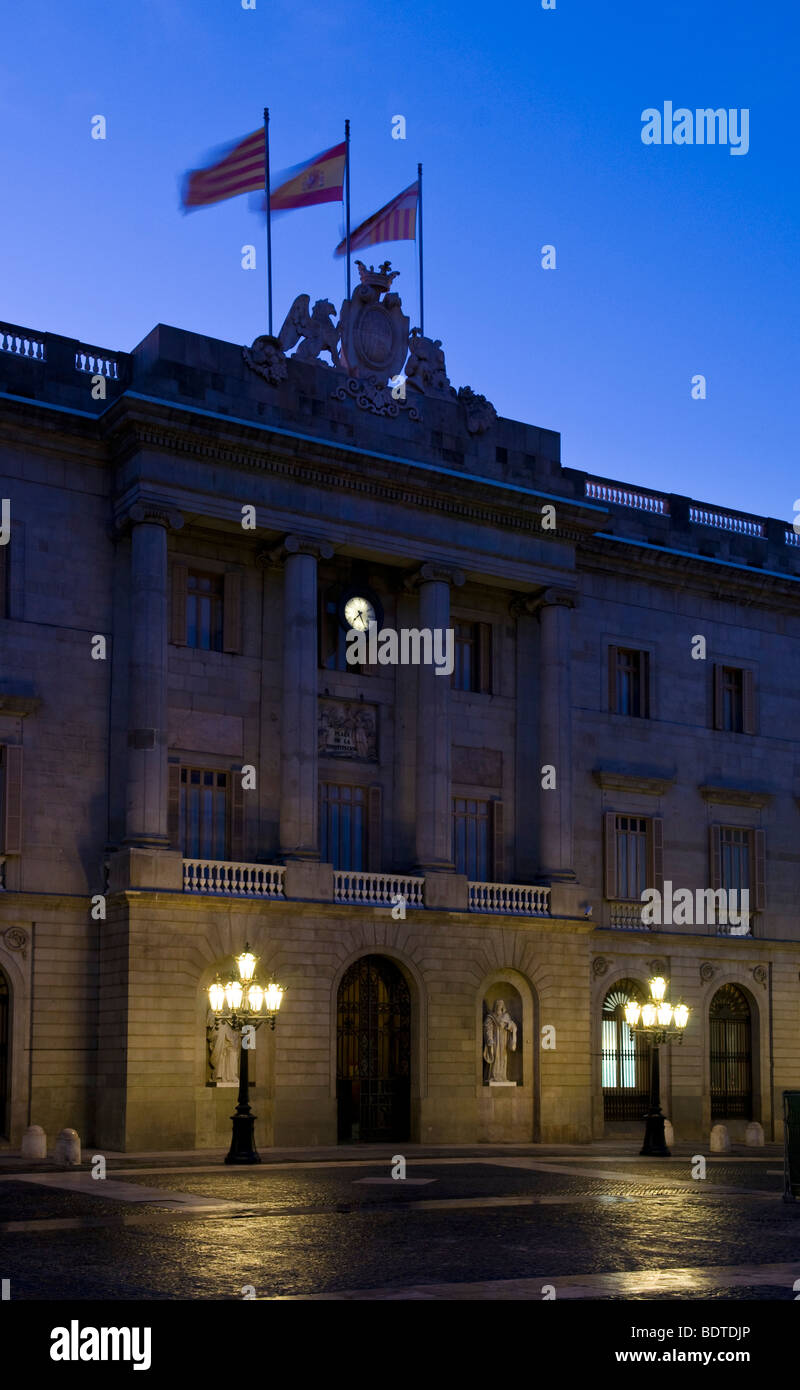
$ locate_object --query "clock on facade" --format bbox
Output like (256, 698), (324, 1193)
(338, 587), (383, 632)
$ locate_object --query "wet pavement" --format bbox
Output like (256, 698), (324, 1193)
(0, 1148), (797, 1301)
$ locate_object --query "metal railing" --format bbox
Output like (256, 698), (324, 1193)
(468, 881), (551, 916)
(334, 870), (424, 907)
(183, 860), (285, 897)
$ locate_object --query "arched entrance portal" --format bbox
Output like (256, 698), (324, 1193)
(710, 984), (752, 1120)
(336, 955), (411, 1142)
(0, 970), (9, 1139)
(602, 980), (649, 1121)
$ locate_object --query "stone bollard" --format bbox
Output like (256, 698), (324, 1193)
(663, 1119), (674, 1147)
(20, 1125), (47, 1161)
(710, 1123), (730, 1153)
(745, 1121), (765, 1147)
(53, 1128), (81, 1166)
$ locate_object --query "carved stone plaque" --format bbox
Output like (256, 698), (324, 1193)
(318, 699), (377, 761)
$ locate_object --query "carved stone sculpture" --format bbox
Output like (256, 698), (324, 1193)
(483, 998), (518, 1084)
(207, 1010), (239, 1085)
(338, 261), (410, 380)
(278, 294), (340, 366)
(404, 329), (455, 399)
(242, 333), (288, 386)
(458, 385), (497, 435)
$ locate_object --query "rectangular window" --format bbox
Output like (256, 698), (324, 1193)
(714, 665), (754, 733)
(452, 797), (491, 879)
(720, 826), (751, 896)
(452, 621), (491, 693)
(179, 768), (228, 859)
(187, 572), (224, 651)
(320, 783), (366, 869)
(615, 815), (649, 900)
(610, 647), (649, 717)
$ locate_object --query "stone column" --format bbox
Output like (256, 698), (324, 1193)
(409, 562), (464, 873)
(124, 503), (183, 847)
(271, 535), (333, 861)
(532, 587), (576, 881)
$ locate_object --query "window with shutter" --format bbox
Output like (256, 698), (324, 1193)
(170, 564), (188, 646)
(177, 767), (230, 858)
(452, 622), (492, 693)
(452, 797), (491, 878)
(490, 800), (505, 881)
(1, 746), (22, 855)
(319, 783), (366, 869)
(223, 572), (242, 654)
(367, 785), (382, 871)
(609, 647), (649, 717)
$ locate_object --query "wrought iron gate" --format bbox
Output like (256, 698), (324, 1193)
(336, 956), (411, 1142)
(710, 983), (752, 1119)
(0, 971), (9, 1138)
(602, 980), (649, 1120)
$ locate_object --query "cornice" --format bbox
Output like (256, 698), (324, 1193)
(593, 767), (676, 796)
(578, 532), (800, 611)
(700, 784), (773, 809)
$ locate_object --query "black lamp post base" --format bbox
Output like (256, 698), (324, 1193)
(640, 1112), (671, 1157)
(225, 1112), (261, 1165)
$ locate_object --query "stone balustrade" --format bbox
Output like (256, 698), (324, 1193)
(585, 480), (669, 514)
(183, 859), (286, 897)
(688, 504), (766, 537)
(0, 324), (46, 360)
(334, 871), (425, 907)
(606, 901), (650, 930)
(468, 881), (551, 916)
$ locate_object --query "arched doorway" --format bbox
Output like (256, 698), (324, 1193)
(0, 969), (9, 1139)
(336, 955), (411, 1142)
(710, 984), (752, 1120)
(602, 980), (649, 1121)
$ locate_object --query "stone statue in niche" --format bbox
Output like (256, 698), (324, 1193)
(207, 1010), (239, 1087)
(483, 998), (518, 1085)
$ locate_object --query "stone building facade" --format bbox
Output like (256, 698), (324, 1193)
(0, 283), (798, 1153)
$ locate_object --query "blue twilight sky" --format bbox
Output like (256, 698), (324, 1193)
(2, 1), (798, 521)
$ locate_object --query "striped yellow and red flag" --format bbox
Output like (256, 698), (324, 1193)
(334, 181), (418, 255)
(182, 128), (265, 210)
(267, 141), (346, 211)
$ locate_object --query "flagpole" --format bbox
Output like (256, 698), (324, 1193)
(264, 107), (273, 335)
(417, 162), (424, 335)
(345, 119), (351, 300)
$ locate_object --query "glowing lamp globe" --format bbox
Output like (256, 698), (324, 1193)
(208, 978), (225, 1014)
(649, 977), (667, 1003)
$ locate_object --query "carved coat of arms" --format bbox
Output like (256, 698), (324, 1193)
(338, 261), (409, 380)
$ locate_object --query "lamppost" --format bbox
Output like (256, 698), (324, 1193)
(208, 944), (284, 1165)
(625, 977), (689, 1157)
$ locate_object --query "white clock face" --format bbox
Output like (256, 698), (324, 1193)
(344, 595), (376, 631)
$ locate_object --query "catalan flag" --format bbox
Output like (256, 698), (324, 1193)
(334, 180), (418, 255)
(181, 128), (265, 210)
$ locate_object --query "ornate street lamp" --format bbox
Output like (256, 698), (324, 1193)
(208, 944), (284, 1165)
(625, 977), (689, 1157)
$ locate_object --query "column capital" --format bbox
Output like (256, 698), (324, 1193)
(264, 534), (334, 567)
(513, 585), (576, 617)
(404, 561), (465, 593)
(113, 501), (184, 537)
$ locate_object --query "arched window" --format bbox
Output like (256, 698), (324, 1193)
(710, 984), (752, 1119)
(602, 979), (649, 1120)
(0, 969), (9, 1139)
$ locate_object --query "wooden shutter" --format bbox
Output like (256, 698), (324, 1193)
(230, 768), (244, 861)
(742, 669), (756, 735)
(223, 571), (242, 654)
(648, 816), (664, 896)
(491, 800), (505, 882)
(167, 762), (181, 850)
(640, 650), (650, 717)
(709, 824), (722, 891)
(713, 665), (724, 729)
(607, 646), (618, 713)
(753, 828), (766, 911)
(367, 784), (382, 870)
(603, 811), (618, 898)
(2, 745), (23, 854)
(478, 622), (492, 694)
(171, 564), (188, 646)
